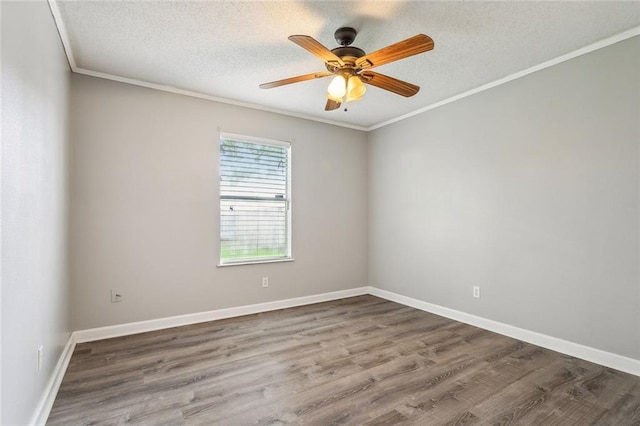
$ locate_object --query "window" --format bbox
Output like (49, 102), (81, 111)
(219, 133), (292, 265)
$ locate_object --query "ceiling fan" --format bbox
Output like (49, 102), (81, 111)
(260, 27), (434, 111)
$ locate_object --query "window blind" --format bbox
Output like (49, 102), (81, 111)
(219, 135), (291, 264)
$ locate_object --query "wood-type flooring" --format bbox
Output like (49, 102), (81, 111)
(47, 295), (640, 425)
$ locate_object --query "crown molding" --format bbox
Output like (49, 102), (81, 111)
(48, 1), (639, 132)
(367, 26), (640, 131)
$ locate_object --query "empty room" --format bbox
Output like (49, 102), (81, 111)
(2, 0), (640, 424)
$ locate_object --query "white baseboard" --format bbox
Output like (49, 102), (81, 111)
(73, 287), (369, 343)
(32, 287), (367, 423)
(35, 284), (639, 424)
(29, 334), (76, 426)
(74, 285), (640, 376)
(368, 286), (640, 377)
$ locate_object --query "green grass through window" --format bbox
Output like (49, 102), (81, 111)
(220, 243), (286, 262)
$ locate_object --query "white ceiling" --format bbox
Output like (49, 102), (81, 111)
(51, 1), (640, 130)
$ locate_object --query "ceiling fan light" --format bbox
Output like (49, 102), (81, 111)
(327, 75), (347, 98)
(327, 93), (343, 103)
(345, 75), (366, 102)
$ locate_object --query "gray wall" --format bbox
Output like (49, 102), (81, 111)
(1, 1), (71, 424)
(369, 36), (640, 359)
(2, 10), (635, 424)
(69, 74), (368, 330)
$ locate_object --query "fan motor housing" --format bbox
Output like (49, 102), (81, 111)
(325, 27), (366, 71)
(326, 46), (365, 72)
(330, 46), (366, 61)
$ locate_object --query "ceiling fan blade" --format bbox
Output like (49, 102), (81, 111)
(260, 71), (332, 89)
(289, 35), (344, 68)
(355, 34), (434, 70)
(360, 71), (420, 97)
(325, 98), (342, 111)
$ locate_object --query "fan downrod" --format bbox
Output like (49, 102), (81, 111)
(334, 27), (357, 46)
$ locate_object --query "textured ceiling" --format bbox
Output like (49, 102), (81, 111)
(51, 1), (640, 130)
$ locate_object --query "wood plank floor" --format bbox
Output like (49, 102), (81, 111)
(47, 295), (640, 425)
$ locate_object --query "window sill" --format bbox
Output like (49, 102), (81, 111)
(217, 258), (295, 267)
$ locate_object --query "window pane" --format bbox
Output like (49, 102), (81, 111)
(220, 199), (287, 262)
(220, 140), (288, 198)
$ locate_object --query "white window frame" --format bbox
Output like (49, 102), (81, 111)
(218, 132), (293, 266)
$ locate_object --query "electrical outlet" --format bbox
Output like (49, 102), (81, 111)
(473, 286), (481, 299)
(262, 277), (269, 288)
(37, 346), (43, 372)
(111, 289), (122, 303)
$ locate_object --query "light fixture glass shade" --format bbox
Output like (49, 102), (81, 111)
(326, 93), (342, 103)
(327, 75), (347, 98)
(345, 76), (366, 102)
